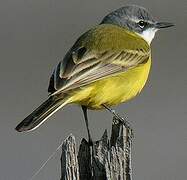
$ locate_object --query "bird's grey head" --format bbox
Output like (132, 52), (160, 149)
(101, 5), (174, 44)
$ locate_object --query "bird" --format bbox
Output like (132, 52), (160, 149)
(15, 5), (174, 143)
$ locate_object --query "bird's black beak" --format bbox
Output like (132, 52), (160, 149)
(155, 22), (175, 29)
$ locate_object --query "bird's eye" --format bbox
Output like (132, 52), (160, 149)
(138, 21), (147, 28)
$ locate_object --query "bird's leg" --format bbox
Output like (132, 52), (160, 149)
(81, 106), (93, 145)
(102, 104), (134, 137)
(81, 105), (94, 176)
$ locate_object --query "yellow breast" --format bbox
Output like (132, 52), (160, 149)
(70, 57), (151, 109)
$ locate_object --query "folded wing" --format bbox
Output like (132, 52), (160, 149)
(48, 25), (150, 95)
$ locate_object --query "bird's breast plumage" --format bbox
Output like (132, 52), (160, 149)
(69, 57), (151, 109)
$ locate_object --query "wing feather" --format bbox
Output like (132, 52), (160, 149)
(51, 49), (149, 95)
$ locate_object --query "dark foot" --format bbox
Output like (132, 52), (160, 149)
(102, 104), (134, 139)
(113, 116), (134, 139)
(88, 138), (94, 146)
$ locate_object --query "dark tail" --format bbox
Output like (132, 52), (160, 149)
(15, 96), (69, 132)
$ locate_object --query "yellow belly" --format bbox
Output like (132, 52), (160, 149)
(69, 58), (151, 109)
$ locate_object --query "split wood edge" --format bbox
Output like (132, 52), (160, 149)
(61, 117), (133, 180)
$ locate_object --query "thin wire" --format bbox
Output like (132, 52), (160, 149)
(28, 141), (63, 180)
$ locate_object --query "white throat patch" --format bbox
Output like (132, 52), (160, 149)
(139, 28), (158, 44)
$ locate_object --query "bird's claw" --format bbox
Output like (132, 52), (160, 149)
(113, 116), (134, 139)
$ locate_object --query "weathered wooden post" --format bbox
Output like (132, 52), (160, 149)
(60, 117), (133, 180)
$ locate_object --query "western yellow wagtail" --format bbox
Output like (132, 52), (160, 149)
(16, 5), (173, 143)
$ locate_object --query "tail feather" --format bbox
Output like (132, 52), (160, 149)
(15, 96), (69, 132)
